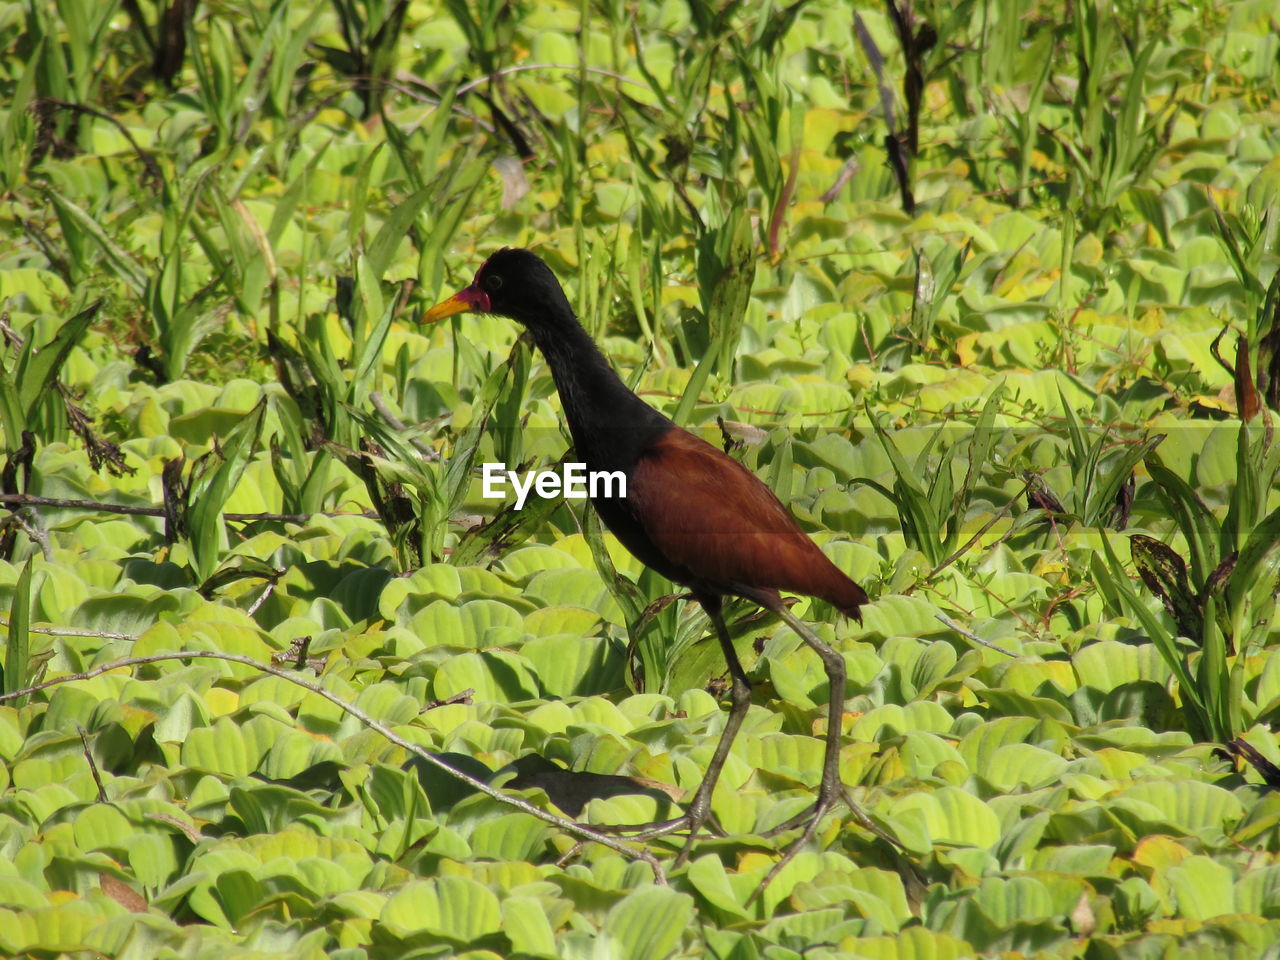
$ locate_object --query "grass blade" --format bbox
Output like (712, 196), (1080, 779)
(186, 400), (269, 584)
(3, 558), (32, 707)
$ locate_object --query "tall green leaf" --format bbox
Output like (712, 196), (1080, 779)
(3, 558), (32, 707)
(186, 400), (269, 584)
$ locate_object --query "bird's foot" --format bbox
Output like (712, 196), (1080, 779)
(749, 809), (832, 904)
(747, 793), (842, 905)
(758, 796), (834, 838)
(588, 814), (690, 839)
(748, 788), (909, 904)
(586, 809), (721, 837)
(580, 806), (722, 866)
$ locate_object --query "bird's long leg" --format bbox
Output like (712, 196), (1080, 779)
(671, 598), (753, 865)
(759, 600), (847, 837)
(738, 599), (851, 903)
(747, 603), (912, 903)
(596, 595), (752, 860)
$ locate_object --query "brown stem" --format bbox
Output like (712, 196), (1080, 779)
(0, 493), (377, 524)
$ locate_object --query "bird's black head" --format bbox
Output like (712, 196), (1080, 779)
(422, 248), (573, 329)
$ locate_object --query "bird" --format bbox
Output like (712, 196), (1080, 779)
(422, 247), (869, 861)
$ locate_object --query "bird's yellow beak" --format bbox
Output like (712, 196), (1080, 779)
(422, 292), (471, 324)
(421, 284), (490, 324)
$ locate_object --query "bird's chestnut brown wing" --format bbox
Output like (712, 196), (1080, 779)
(627, 429), (866, 616)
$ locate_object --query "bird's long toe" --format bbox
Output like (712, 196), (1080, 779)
(583, 806), (723, 842)
(758, 790), (842, 839)
(587, 814), (690, 838)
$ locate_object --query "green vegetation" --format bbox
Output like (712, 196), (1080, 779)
(1, 0), (1279, 956)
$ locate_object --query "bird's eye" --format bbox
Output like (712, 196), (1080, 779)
(484, 274), (503, 292)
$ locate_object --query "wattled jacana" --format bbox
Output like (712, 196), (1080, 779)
(423, 248), (868, 855)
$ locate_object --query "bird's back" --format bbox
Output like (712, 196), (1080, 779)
(621, 427), (868, 618)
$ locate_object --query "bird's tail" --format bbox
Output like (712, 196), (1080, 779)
(824, 576), (869, 622)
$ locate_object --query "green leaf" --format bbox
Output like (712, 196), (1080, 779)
(521, 634), (625, 697)
(431, 650), (540, 702)
(1114, 780), (1245, 843)
(0, 35), (41, 190)
(672, 335), (720, 428)
(697, 191), (756, 381)
(1228, 499), (1280, 629)
(982, 743), (1069, 792)
(380, 876), (502, 940)
(973, 875), (1057, 926)
(600, 885), (695, 960)
(14, 300), (101, 422)
(468, 812), (550, 861)
(3, 559), (32, 706)
(1144, 453), (1219, 588)
(501, 896), (560, 955)
(185, 399), (268, 583)
(1094, 532), (1206, 735)
(366, 186), (434, 282)
(1129, 534), (1200, 639)
(43, 187), (147, 294)
(1164, 855), (1235, 920)
(686, 854), (754, 921)
(888, 785), (1002, 851)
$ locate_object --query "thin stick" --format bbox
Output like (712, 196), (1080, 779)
(423, 689), (474, 711)
(0, 619), (138, 642)
(79, 726), (108, 803)
(456, 63), (654, 97)
(935, 614), (1018, 658)
(0, 493), (377, 523)
(0, 651), (666, 883)
(245, 580), (276, 618)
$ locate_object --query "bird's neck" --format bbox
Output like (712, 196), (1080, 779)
(529, 316), (670, 466)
